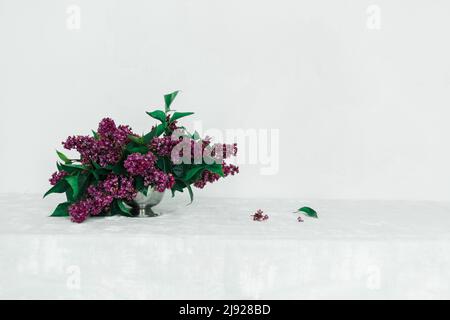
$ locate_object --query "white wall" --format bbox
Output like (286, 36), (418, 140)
(1, 0), (450, 200)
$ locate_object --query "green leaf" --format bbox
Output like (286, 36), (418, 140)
(177, 179), (193, 204)
(146, 110), (166, 123)
(206, 163), (224, 177)
(77, 173), (90, 199)
(298, 207), (318, 218)
(184, 166), (206, 182)
(172, 165), (184, 177)
(143, 123), (166, 143)
(191, 131), (201, 140)
(104, 163), (126, 175)
(43, 180), (68, 198)
(171, 179), (185, 194)
(50, 202), (71, 217)
(56, 150), (71, 164)
(60, 163), (86, 174)
(154, 123), (166, 137)
(170, 112), (194, 122)
(91, 165), (109, 179)
(92, 130), (99, 140)
(92, 161), (101, 169)
(142, 131), (154, 144)
(92, 170), (100, 181)
(127, 145), (148, 154)
(164, 90), (179, 112)
(156, 158), (166, 171)
(186, 184), (194, 204)
(117, 200), (133, 217)
(128, 135), (144, 145)
(110, 200), (121, 216)
(65, 186), (74, 202)
(64, 175), (79, 200)
(135, 176), (145, 192)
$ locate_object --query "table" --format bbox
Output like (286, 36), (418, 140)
(1, 194), (449, 299)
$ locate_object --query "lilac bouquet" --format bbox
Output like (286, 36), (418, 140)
(44, 91), (239, 223)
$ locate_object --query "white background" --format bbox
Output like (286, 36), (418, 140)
(1, 0), (449, 201)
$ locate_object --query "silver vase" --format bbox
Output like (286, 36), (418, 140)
(130, 187), (165, 217)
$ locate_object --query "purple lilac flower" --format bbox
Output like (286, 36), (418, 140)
(193, 169), (220, 189)
(69, 174), (138, 222)
(144, 170), (175, 192)
(124, 152), (157, 176)
(223, 163), (239, 177)
(69, 199), (92, 223)
(63, 135), (98, 164)
(193, 162), (239, 189)
(98, 118), (133, 146)
(96, 118), (134, 167)
(49, 171), (68, 185)
(251, 209), (268, 221)
(93, 174), (137, 204)
(97, 118), (116, 138)
(182, 139), (237, 164)
(62, 118), (134, 167)
(150, 136), (179, 157)
(81, 184), (111, 217)
(117, 176), (137, 201)
(210, 143), (238, 160)
(124, 152), (175, 192)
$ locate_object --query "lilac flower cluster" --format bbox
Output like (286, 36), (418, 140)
(124, 152), (157, 176)
(124, 152), (175, 192)
(192, 170), (220, 189)
(210, 143), (238, 160)
(175, 138), (236, 164)
(68, 174), (137, 223)
(193, 162), (239, 189)
(49, 171), (68, 185)
(150, 136), (180, 157)
(223, 163), (239, 176)
(63, 135), (97, 164)
(145, 170), (175, 192)
(68, 200), (93, 223)
(63, 118), (133, 167)
(251, 209), (269, 221)
(98, 118), (132, 146)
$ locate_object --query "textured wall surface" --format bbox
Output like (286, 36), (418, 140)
(1, 0), (450, 200)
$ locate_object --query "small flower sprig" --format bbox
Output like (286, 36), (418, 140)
(250, 207), (318, 222)
(251, 209), (269, 221)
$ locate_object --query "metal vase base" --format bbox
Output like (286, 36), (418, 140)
(131, 205), (159, 218)
(130, 187), (165, 218)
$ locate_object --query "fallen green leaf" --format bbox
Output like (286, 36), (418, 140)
(297, 207), (318, 218)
